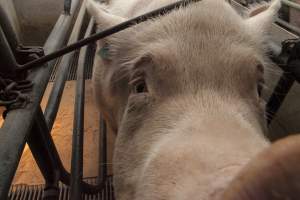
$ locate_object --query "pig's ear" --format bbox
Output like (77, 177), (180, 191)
(245, 0), (281, 34)
(86, 0), (126, 61)
(86, 0), (126, 30)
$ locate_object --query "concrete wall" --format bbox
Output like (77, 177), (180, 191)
(13, 0), (64, 45)
(0, 0), (64, 45)
(0, 0), (21, 41)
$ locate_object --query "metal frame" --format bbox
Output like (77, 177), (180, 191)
(0, 0), (106, 199)
(0, 0), (299, 199)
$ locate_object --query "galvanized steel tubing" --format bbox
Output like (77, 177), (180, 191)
(99, 115), (108, 184)
(17, 0), (202, 71)
(64, 0), (73, 14)
(0, 5), (20, 54)
(0, 26), (18, 78)
(44, 0), (87, 131)
(281, 0), (300, 11)
(70, 18), (94, 200)
(0, 0), (81, 198)
(276, 18), (300, 35)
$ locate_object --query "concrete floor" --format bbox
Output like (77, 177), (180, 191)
(11, 80), (115, 185)
(12, 0), (64, 45)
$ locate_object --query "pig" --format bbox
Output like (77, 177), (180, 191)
(86, 0), (300, 199)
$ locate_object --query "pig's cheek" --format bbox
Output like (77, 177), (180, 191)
(119, 94), (155, 135)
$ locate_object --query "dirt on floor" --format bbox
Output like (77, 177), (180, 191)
(9, 80), (115, 185)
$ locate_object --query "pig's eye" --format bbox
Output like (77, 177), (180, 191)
(130, 78), (148, 94)
(134, 81), (147, 93)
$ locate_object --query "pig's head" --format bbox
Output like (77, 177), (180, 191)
(86, 0), (300, 200)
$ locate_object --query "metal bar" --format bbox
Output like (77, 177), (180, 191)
(44, 1), (87, 129)
(28, 107), (60, 200)
(0, 4), (20, 52)
(17, 0), (202, 71)
(276, 18), (300, 35)
(65, 0), (72, 14)
(0, 0), (81, 198)
(98, 115), (107, 184)
(0, 25), (18, 78)
(28, 107), (60, 183)
(281, 0), (300, 11)
(266, 72), (295, 125)
(70, 18), (94, 200)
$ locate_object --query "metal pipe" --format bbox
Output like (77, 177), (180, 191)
(0, 4), (20, 52)
(27, 107), (60, 200)
(281, 0), (300, 11)
(70, 18), (94, 200)
(64, 0), (73, 14)
(266, 72), (295, 125)
(0, 0), (81, 198)
(0, 26), (18, 78)
(276, 18), (300, 35)
(44, 1), (87, 129)
(98, 115), (108, 184)
(17, 0), (202, 71)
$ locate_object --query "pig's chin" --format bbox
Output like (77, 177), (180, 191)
(135, 150), (248, 200)
(132, 125), (257, 200)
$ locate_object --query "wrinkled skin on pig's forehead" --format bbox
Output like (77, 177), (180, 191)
(107, 1), (267, 68)
(104, 1), (269, 96)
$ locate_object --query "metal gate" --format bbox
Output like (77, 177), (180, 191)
(0, 0), (111, 199)
(0, 0), (299, 200)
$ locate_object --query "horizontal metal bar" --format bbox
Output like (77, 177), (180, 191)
(276, 18), (300, 35)
(17, 0), (202, 71)
(282, 0), (300, 11)
(0, 0), (81, 198)
(44, 1), (87, 130)
(70, 18), (94, 200)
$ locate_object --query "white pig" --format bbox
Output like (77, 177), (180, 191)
(85, 0), (294, 199)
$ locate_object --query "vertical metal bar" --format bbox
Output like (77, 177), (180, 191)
(64, 0), (72, 15)
(0, 1), (81, 198)
(98, 115), (108, 184)
(0, 4), (20, 52)
(266, 72), (295, 125)
(0, 25), (18, 78)
(44, 0), (87, 130)
(70, 18), (94, 200)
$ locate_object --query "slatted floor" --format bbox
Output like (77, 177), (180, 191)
(49, 43), (96, 82)
(8, 177), (114, 200)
